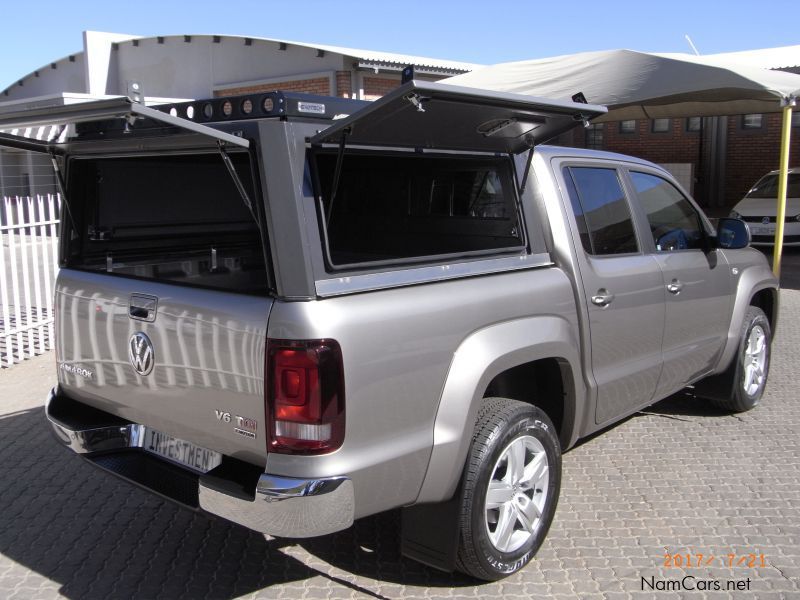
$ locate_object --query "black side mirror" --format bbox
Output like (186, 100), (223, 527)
(716, 217), (750, 249)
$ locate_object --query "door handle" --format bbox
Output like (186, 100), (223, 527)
(591, 289), (615, 307)
(666, 279), (683, 294)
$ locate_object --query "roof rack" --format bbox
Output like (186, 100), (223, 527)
(153, 91), (369, 123)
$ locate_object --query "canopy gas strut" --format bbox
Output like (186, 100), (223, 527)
(217, 141), (275, 293)
(218, 141), (257, 221)
(517, 145), (535, 197)
(48, 149), (77, 235)
(326, 127), (350, 228)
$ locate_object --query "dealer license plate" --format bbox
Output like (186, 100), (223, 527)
(143, 428), (222, 473)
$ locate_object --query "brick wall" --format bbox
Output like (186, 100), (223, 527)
(602, 118), (702, 166)
(335, 71), (352, 98)
(363, 76), (401, 101)
(724, 113), (800, 206)
(575, 115), (800, 209)
(214, 76), (332, 97)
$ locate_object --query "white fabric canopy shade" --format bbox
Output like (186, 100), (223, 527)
(446, 49), (800, 276)
(446, 49), (800, 121)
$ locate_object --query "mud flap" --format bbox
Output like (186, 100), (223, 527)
(693, 353), (737, 402)
(400, 487), (462, 572)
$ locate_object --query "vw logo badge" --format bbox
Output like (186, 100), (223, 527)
(762, 216), (771, 225)
(129, 332), (155, 376)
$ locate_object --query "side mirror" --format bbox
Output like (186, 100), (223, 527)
(716, 217), (750, 249)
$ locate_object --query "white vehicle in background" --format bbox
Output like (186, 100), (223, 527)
(730, 168), (800, 246)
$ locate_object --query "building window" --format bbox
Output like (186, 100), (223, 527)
(619, 120), (636, 134)
(585, 123), (604, 149)
(741, 114), (764, 129)
(651, 118), (671, 133)
(686, 117), (702, 132)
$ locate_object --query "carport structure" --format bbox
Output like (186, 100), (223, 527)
(447, 49), (800, 276)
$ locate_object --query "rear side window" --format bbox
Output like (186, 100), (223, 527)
(563, 166), (638, 256)
(313, 152), (523, 268)
(630, 171), (704, 251)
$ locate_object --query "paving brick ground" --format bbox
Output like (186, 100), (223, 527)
(1, 250), (799, 599)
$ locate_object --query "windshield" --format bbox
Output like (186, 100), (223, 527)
(746, 173), (800, 199)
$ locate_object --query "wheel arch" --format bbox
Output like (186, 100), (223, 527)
(414, 315), (582, 504)
(749, 286), (778, 334)
(715, 262), (778, 374)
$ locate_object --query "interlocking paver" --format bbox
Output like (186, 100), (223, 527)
(2, 259), (800, 599)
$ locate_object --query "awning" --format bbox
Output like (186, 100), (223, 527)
(311, 80), (606, 154)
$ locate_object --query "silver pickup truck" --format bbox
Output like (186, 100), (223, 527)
(0, 82), (778, 580)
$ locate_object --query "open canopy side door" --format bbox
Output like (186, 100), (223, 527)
(0, 96), (249, 154)
(310, 80), (607, 154)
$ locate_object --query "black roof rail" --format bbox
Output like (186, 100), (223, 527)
(154, 91), (369, 123)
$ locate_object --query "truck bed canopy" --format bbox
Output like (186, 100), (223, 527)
(0, 96), (250, 154)
(310, 80), (607, 154)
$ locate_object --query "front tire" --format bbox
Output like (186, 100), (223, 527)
(455, 398), (561, 581)
(699, 306), (771, 413)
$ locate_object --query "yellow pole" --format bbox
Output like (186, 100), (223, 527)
(772, 98), (795, 279)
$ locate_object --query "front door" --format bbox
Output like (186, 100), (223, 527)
(627, 170), (734, 398)
(561, 165), (666, 425)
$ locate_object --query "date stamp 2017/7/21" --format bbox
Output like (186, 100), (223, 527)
(663, 551), (767, 569)
(640, 550), (767, 593)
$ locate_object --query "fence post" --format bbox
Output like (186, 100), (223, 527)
(37, 195), (53, 350)
(0, 200), (11, 366)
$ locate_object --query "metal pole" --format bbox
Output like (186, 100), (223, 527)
(772, 98), (796, 279)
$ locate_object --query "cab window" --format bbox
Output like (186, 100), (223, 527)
(563, 166), (639, 256)
(631, 171), (704, 252)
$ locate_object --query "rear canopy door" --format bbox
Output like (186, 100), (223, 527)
(310, 80), (607, 153)
(0, 96), (249, 153)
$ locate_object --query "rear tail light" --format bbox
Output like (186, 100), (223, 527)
(266, 339), (345, 454)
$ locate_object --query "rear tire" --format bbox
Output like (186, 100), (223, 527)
(700, 306), (771, 413)
(455, 398), (561, 581)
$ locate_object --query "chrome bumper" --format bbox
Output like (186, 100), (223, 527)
(45, 387), (354, 538)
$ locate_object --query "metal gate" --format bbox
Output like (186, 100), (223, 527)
(0, 194), (60, 367)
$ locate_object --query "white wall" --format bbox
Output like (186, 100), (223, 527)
(3, 55), (87, 100)
(110, 36), (349, 99)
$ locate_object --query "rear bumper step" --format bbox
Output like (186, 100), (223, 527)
(45, 387), (354, 537)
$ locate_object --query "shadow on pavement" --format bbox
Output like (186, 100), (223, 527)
(0, 408), (472, 599)
(298, 513), (474, 588)
(640, 390), (732, 419)
(569, 388), (735, 452)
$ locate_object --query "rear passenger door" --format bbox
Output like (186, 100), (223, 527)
(561, 165), (665, 425)
(626, 170), (733, 398)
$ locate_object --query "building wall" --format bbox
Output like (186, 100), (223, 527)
(602, 118), (702, 167)
(725, 112), (800, 206)
(362, 75), (403, 101)
(571, 113), (800, 210)
(2, 55), (86, 99)
(335, 71), (353, 98)
(108, 36), (349, 100)
(215, 76), (333, 97)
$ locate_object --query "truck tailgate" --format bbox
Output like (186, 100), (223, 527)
(55, 269), (271, 467)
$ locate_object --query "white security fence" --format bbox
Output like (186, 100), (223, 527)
(0, 195), (60, 367)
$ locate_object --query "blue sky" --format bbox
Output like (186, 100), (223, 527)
(2, 0), (798, 90)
